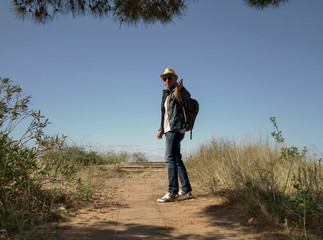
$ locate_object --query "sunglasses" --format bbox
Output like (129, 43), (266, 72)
(163, 76), (174, 81)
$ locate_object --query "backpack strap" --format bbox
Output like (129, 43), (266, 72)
(173, 88), (187, 123)
(173, 88), (194, 140)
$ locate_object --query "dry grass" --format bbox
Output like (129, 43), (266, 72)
(187, 137), (323, 239)
(0, 143), (128, 240)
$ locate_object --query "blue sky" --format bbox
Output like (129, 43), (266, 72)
(1, 0), (322, 161)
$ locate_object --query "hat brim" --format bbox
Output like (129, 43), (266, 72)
(160, 73), (178, 81)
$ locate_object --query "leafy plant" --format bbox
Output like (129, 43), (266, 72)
(0, 78), (75, 238)
(0, 77), (140, 238)
(269, 117), (322, 238)
(0, 77), (52, 238)
(0, 77), (49, 146)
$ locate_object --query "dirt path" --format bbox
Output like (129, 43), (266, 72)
(56, 162), (287, 240)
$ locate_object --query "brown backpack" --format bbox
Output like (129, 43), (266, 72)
(173, 88), (199, 139)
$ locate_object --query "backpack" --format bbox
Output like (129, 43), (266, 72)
(173, 88), (199, 139)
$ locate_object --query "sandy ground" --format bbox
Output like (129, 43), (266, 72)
(55, 163), (288, 240)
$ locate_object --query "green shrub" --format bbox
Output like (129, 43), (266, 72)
(0, 77), (133, 238)
(0, 77), (53, 237)
(0, 78), (91, 238)
(41, 144), (103, 178)
(95, 150), (129, 164)
(132, 152), (148, 162)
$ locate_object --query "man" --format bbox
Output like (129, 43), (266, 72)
(157, 68), (192, 203)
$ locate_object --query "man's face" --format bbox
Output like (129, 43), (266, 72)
(163, 75), (176, 89)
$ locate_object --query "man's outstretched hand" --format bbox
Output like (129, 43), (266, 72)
(175, 79), (183, 91)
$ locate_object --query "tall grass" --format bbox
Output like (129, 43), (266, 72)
(187, 129), (323, 238)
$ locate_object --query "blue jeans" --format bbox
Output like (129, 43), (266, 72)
(165, 131), (192, 194)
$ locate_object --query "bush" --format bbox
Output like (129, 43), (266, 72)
(0, 78), (95, 238)
(0, 77), (53, 238)
(131, 152), (148, 162)
(98, 150), (129, 164)
(0, 77), (143, 238)
(41, 144), (104, 178)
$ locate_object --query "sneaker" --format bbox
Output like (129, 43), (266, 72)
(157, 192), (179, 203)
(178, 189), (192, 196)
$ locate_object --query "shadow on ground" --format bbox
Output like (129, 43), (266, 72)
(56, 220), (239, 240)
(201, 203), (288, 240)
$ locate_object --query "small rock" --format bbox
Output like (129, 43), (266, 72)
(58, 206), (67, 212)
(248, 217), (257, 225)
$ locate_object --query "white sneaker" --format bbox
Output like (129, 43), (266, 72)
(157, 192), (179, 203)
(178, 189), (192, 196)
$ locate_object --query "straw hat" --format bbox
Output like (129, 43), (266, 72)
(160, 68), (178, 81)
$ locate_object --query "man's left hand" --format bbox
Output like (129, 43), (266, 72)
(176, 79), (183, 91)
